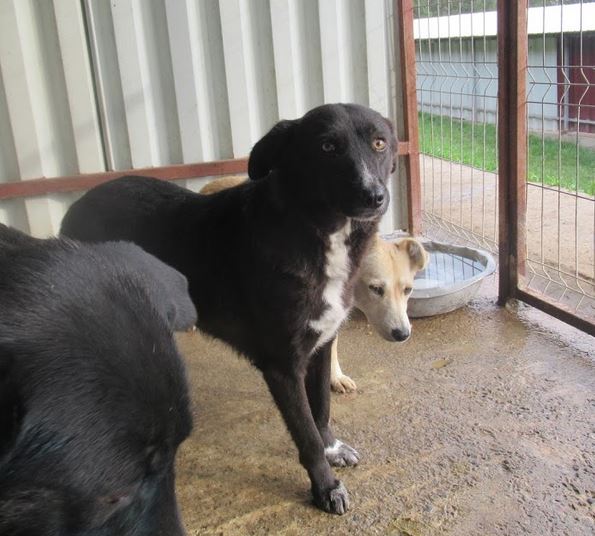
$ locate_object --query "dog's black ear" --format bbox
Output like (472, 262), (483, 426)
(383, 116), (398, 174)
(248, 119), (299, 180)
(158, 271), (197, 331)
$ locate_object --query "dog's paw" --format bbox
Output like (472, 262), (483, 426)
(313, 480), (350, 515)
(324, 440), (360, 467)
(330, 373), (357, 393)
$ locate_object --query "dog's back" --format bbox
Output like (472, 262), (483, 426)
(60, 176), (190, 248)
(61, 174), (324, 361)
(0, 223), (41, 249)
(0, 235), (192, 535)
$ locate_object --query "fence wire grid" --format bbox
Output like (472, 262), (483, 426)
(414, 0), (595, 322)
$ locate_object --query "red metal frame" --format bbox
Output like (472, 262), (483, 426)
(396, 0), (422, 235)
(497, 0), (594, 336)
(516, 289), (595, 336)
(0, 158), (248, 201)
(0, 142), (410, 201)
(497, 0), (528, 305)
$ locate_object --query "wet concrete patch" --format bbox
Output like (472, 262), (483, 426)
(175, 298), (595, 535)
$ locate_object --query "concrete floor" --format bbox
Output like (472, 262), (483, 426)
(175, 281), (595, 535)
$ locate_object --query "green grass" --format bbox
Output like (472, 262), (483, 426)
(418, 112), (595, 196)
(414, 1), (591, 19)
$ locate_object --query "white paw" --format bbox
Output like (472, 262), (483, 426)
(331, 373), (357, 393)
(324, 440), (360, 467)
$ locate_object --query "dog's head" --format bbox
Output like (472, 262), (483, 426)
(354, 237), (428, 342)
(93, 241), (198, 332)
(248, 103), (397, 221)
(0, 241), (193, 536)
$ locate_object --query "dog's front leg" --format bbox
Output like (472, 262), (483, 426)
(262, 367), (350, 515)
(330, 337), (357, 393)
(307, 342), (360, 468)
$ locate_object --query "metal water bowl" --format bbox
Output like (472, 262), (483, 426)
(408, 240), (496, 318)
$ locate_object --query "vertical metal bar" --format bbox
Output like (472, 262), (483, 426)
(497, 0), (528, 305)
(557, 11), (565, 277)
(469, 0), (475, 235)
(447, 0), (453, 225)
(416, 2), (426, 219)
(426, 0), (435, 219)
(481, 0), (488, 241)
(437, 0), (444, 222)
(540, 0), (546, 271)
(395, 0), (422, 235)
(458, 0), (465, 229)
(574, 0), (584, 281)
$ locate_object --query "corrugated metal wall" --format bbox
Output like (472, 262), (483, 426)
(0, 0), (404, 237)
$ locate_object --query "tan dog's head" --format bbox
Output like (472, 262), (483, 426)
(199, 175), (247, 195)
(354, 236), (428, 342)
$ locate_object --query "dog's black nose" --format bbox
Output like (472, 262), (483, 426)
(373, 192), (385, 207)
(362, 190), (385, 209)
(391, 328), (410, 342)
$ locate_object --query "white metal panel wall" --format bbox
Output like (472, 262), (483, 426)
(0, 0), (405, 236)
(0, 0), (102, 235)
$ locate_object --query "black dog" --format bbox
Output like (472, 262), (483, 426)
(61, 103), (397, 514)
(0, 224), (197, 332)
(0, 229), (193, 535)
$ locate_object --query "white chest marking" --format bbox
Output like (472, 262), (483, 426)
(309, 220), (352, 351)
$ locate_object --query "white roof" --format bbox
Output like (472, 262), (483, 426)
(413, 4), (595, 39)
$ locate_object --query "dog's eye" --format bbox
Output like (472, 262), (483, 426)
(372, 138), (387, 152)
(321, 141), (336, 153)
(369, 284), (384, 297)
(404, 287), (413, 295)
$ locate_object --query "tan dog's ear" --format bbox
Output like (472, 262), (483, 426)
(396, 238), (429, 271)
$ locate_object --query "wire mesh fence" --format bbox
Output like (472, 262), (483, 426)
(523, 1), (594, 321)
(415, 0), (500, 254)
(414, 0), (594, 323)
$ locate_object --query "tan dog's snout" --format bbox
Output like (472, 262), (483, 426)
(390, 318), (411, 342)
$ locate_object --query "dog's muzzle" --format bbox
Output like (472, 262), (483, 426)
(362, 189), (385, 209)
(391, 327), (410, 342)
(352, 185), (389, 221)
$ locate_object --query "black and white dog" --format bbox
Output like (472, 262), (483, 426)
(61, 103), (397, 514)
(0, 227), (193, 535)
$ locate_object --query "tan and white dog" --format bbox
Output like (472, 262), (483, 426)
(330, 234), (428, 392)
(199, 176), (428, 393)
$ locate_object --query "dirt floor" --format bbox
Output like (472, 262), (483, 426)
(174, 280), (595, 535)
